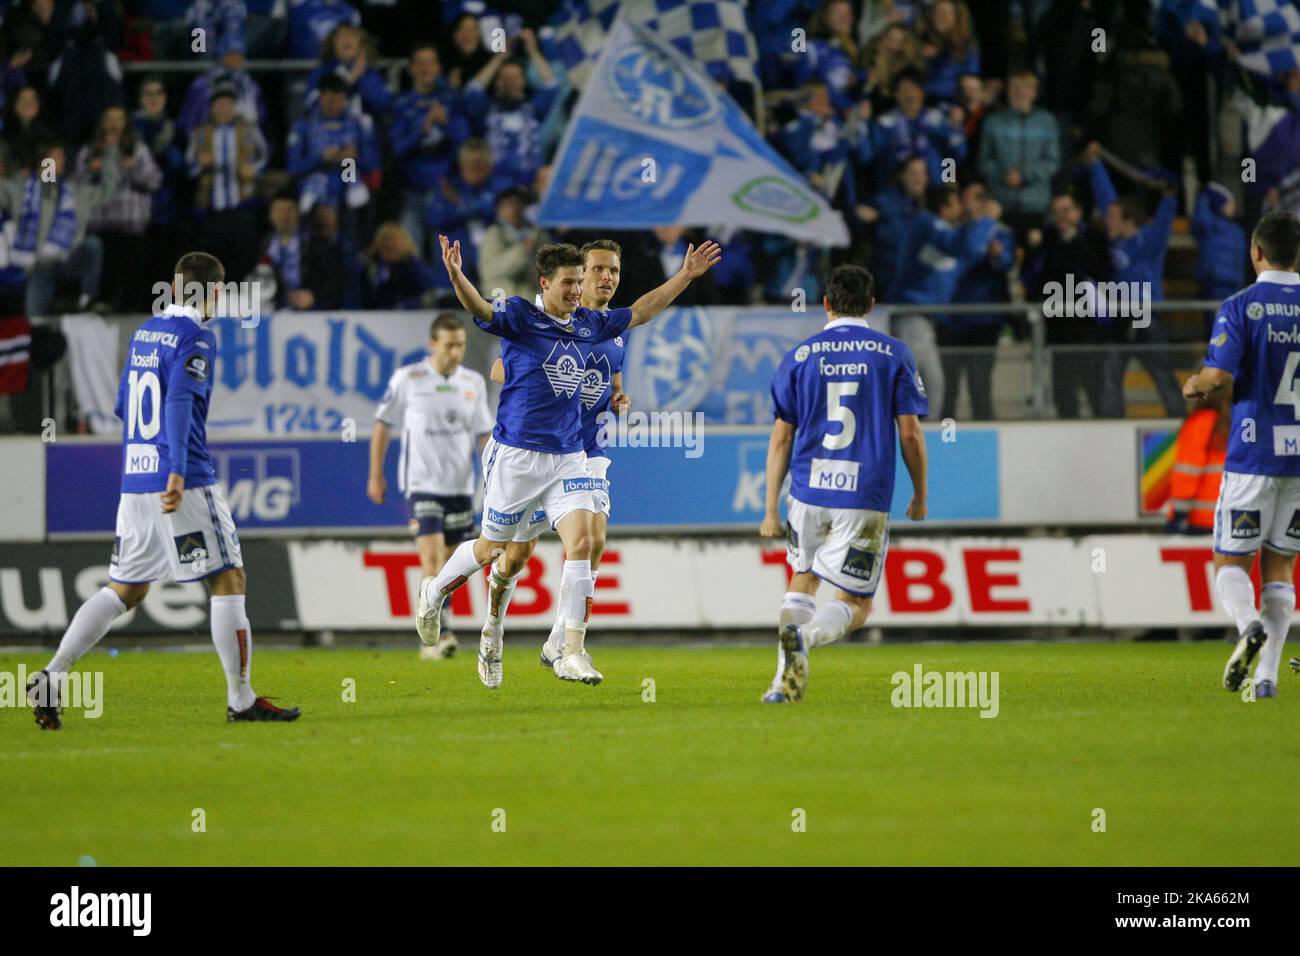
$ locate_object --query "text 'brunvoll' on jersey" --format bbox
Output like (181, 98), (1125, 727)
(771, 316), (929, 512)
(114, 304), (218, 494)
(474, 296), (632, 455)
(1205, 270), (1300, 476)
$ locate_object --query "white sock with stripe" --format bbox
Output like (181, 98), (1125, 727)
(46, 587), (126, 675)
(1256, 581), (1294, 685)
(423, 540), (483, 605)
(1214, 565), (1260, 636)
(559, 559), (594, 657)
(211, 594), (256, 711)
(485, 562), (523, 629)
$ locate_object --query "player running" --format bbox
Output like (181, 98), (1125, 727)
(368, 312), (493, 660)
(28, 252), (301, 729)
(1181, 211), (1300, 698)
(423, 235), (720, 686)
(480, 239), (630, 687)
(758, 264), (929, 703)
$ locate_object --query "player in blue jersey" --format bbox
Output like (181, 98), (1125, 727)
(758, 265), (930, 703)
(421, 234), (720, 685)
(1181, 211), (1300, 698)
(480, 239), (630, 688)
(28, 253), (301, 729)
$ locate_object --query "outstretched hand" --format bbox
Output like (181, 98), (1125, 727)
(680, 240), (722, 280)
(439, 234), (462, 279)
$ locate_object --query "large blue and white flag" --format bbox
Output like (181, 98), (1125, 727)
(1199, 0), (1300, 77)
(552, 0), (758, 91)
(537, 18), (850, 247)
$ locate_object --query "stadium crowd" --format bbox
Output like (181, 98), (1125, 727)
(0, 0), (1296, 419)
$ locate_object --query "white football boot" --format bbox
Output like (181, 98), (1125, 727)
(415, 575), (446, 646)
(539, 622), (564, 668)
(478, 624), (503, 689)
(553, 652), (603, 685)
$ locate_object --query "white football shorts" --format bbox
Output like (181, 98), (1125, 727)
(110, 484), (244, 584)
(785, 497), (890, 596)
(479, 438), (599, 543)
(1213, 471), (1300, 555)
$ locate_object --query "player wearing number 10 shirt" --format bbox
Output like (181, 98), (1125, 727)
(1183, 211), (1300, 698)
(759, 265), (929, 703)
(27, 253), (300, 731)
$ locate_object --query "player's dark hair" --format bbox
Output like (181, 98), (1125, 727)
(826, 265), (874, 317)
(1252, 211), (1300, 269)
(535, 243), (584, 280)
(925, 184), (959, 214)
(581, 238), (622, 261)
(430, 312), (464, 338)
(410, 40), (439, 59)
(174, 251), (224, 288)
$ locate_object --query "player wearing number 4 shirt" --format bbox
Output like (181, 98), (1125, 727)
(369, 312), (493, 661)
(419, 234), (720, 688)
(28, 253), (300, 730)
(759, 265), (929, 703)
(1183, 211), (1300, 699)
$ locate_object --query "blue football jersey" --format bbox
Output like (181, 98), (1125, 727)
(114, 305), (218, 493)
(580, 331), (627, 459)
(476, 297), (633, 454)
(770, 317), (929, 511)
(1205, 271), (1300, 476)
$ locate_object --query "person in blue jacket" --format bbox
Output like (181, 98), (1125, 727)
(862, 70), (966, 189)
(1087, 144), (1184, 416)
(392, 41), (470, 259)
(888, 183), (1001, 418)
(859, 153), (928, 301)
(940, 179), (1016, 420)
(1192, 181), (1247, 326)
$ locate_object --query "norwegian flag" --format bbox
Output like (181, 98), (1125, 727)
(0, 315), (31, 394)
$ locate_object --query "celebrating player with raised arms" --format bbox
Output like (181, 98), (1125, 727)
(759, 264), (929, 703)
(479, 239), (631, 688)
(1182, 211), (1300, 698)
(368, 312), (494, 660)
(423, 234), (720, 686)
(28, 252), (301, 729)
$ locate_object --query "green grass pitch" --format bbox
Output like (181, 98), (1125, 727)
(1, 641), (1296, 866)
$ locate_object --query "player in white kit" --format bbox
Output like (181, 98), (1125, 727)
(369, 312), (493, 659)
(28, 252), (301, 728)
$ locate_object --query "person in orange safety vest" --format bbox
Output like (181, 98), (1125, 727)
(1165, 390), (1229, 534)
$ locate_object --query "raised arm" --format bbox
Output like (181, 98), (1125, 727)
(438, 234), (494, 320)
(628, 240), (722, 328)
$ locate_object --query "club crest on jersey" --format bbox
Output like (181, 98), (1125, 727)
(579, 352), (612, 409)
(542, 340), (585, 398)
(173, 532), (208, 564)
(1247, 302), (1265, 321)
(1230, 509), (1261, 539)
(184, 354), (208, 381)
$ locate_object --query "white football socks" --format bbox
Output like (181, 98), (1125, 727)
(424, 540), (484, 605)
(549, 570), (597, 649)
(486, 563), (523, 629)
(805, 600), (854, 649)
(46, 587), (126, 675)
(772, 592), (816, 685)
(558, 559), (594, 657)
(1256, 581), (1294, 685)
(210, 594), (256, 711)
(1215, 565), (1260, 636)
